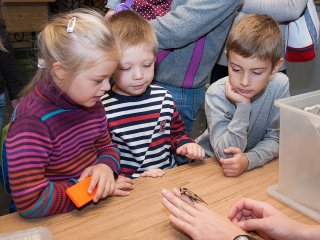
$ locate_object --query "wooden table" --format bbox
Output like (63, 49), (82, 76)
(0, 159), (316, 239)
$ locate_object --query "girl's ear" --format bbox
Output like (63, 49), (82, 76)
(271, 58), (284, 75)
(52, 62), (67, 80)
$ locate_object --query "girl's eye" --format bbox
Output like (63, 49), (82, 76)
(120, 66), (130, 71)
(95, 80), (103, 84)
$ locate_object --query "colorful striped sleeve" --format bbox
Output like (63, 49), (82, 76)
(6, 116), (75, 218)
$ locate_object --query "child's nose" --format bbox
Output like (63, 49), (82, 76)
(101, 79), (111, 91)
(240, 74), (251, 87)
(133, 67), (143, 80)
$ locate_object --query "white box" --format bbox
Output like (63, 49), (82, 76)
(268, 90), (320, 222)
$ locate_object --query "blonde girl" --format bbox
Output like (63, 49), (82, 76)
(5, 9), (128, 218)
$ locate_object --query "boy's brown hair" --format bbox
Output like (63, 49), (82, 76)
(226, 14), (282, 67)
(109, 10), (158, 54)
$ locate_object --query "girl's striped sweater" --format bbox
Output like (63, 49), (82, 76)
(6, 76), (120, 218)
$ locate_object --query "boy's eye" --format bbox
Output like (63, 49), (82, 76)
(231, 67), (241, 72)
(252, 71), (262, 75)
(143, 63), (152, 68)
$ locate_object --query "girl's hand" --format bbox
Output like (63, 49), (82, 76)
(79, 164), (115, 202)
(220, 147), (248, 177)
(176, 143), (205, 160)
(225, 80), (250, 104)
(140, 168), (165, 178)
(113, 176), (134, 196)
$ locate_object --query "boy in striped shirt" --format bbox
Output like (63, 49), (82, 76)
(102, 11), (204, 178)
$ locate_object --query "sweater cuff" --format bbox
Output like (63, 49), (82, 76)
(176, 138), (195, 149)
(245, 151), (263, 171)
(98, 155), (120, 178)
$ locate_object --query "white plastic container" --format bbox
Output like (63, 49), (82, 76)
(268, 90), (320, 222)
(0, 227), (52, 240)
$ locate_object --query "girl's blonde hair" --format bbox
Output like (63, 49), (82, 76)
(21, 8), (120, 96)
(226, 14), (282, 67)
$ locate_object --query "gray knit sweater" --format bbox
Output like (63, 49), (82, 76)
(106, 0), (242, 88)
(196, 73), (290, 171)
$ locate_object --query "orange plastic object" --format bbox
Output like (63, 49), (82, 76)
(66, 177), (97, 208)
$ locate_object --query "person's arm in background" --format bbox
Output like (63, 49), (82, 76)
(241, 0), (307, 22)
(106, 0), (242, 49)
(105, 0), (121, 10)
(229, 198), (320, 240)
(0, 20), (24, 108)
(105, 0), (120, 18)
(149, 0), (242, 49)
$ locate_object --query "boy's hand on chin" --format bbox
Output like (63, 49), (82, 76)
(225, 80), (250, 104)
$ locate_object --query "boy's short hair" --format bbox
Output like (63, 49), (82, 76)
(226, 14), (282, 67)
(109, 11), (158, 54)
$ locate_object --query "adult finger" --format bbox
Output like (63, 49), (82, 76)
(162, 189), (200, 216)
(162, 196), (194, 224)
(169, 214), (195, 239)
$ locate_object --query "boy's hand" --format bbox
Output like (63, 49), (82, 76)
(113, 176), (134, 196)
(140, 168), (165, 178)
(220, 147), (248, 177)
(176, 143), (205, 160)
(79, 164), (115, 202)
(225, 80), (250, 104)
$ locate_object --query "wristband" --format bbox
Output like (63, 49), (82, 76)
(233, 235), (257, 240)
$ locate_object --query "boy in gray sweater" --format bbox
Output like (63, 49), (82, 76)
(196, 14), (290, 177)
(105, 0), (242, 133)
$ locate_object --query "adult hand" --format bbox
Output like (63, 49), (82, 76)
(220, 147), (248, 177)
(140, 168), (165, 178)
(225, 80), (250, 104)
(79, 164), (115, 202)
(162, 188), (245, 240)
(176, 143), (205, 160)
(113, 176), (134, 196)
(229, 198), (310, 240)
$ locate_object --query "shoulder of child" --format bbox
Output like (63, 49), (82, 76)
(268, 72), (290, 98)
(269, 72), (289, 87)
(206, 76), (228, 96)
(150, 84), (173, 96)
